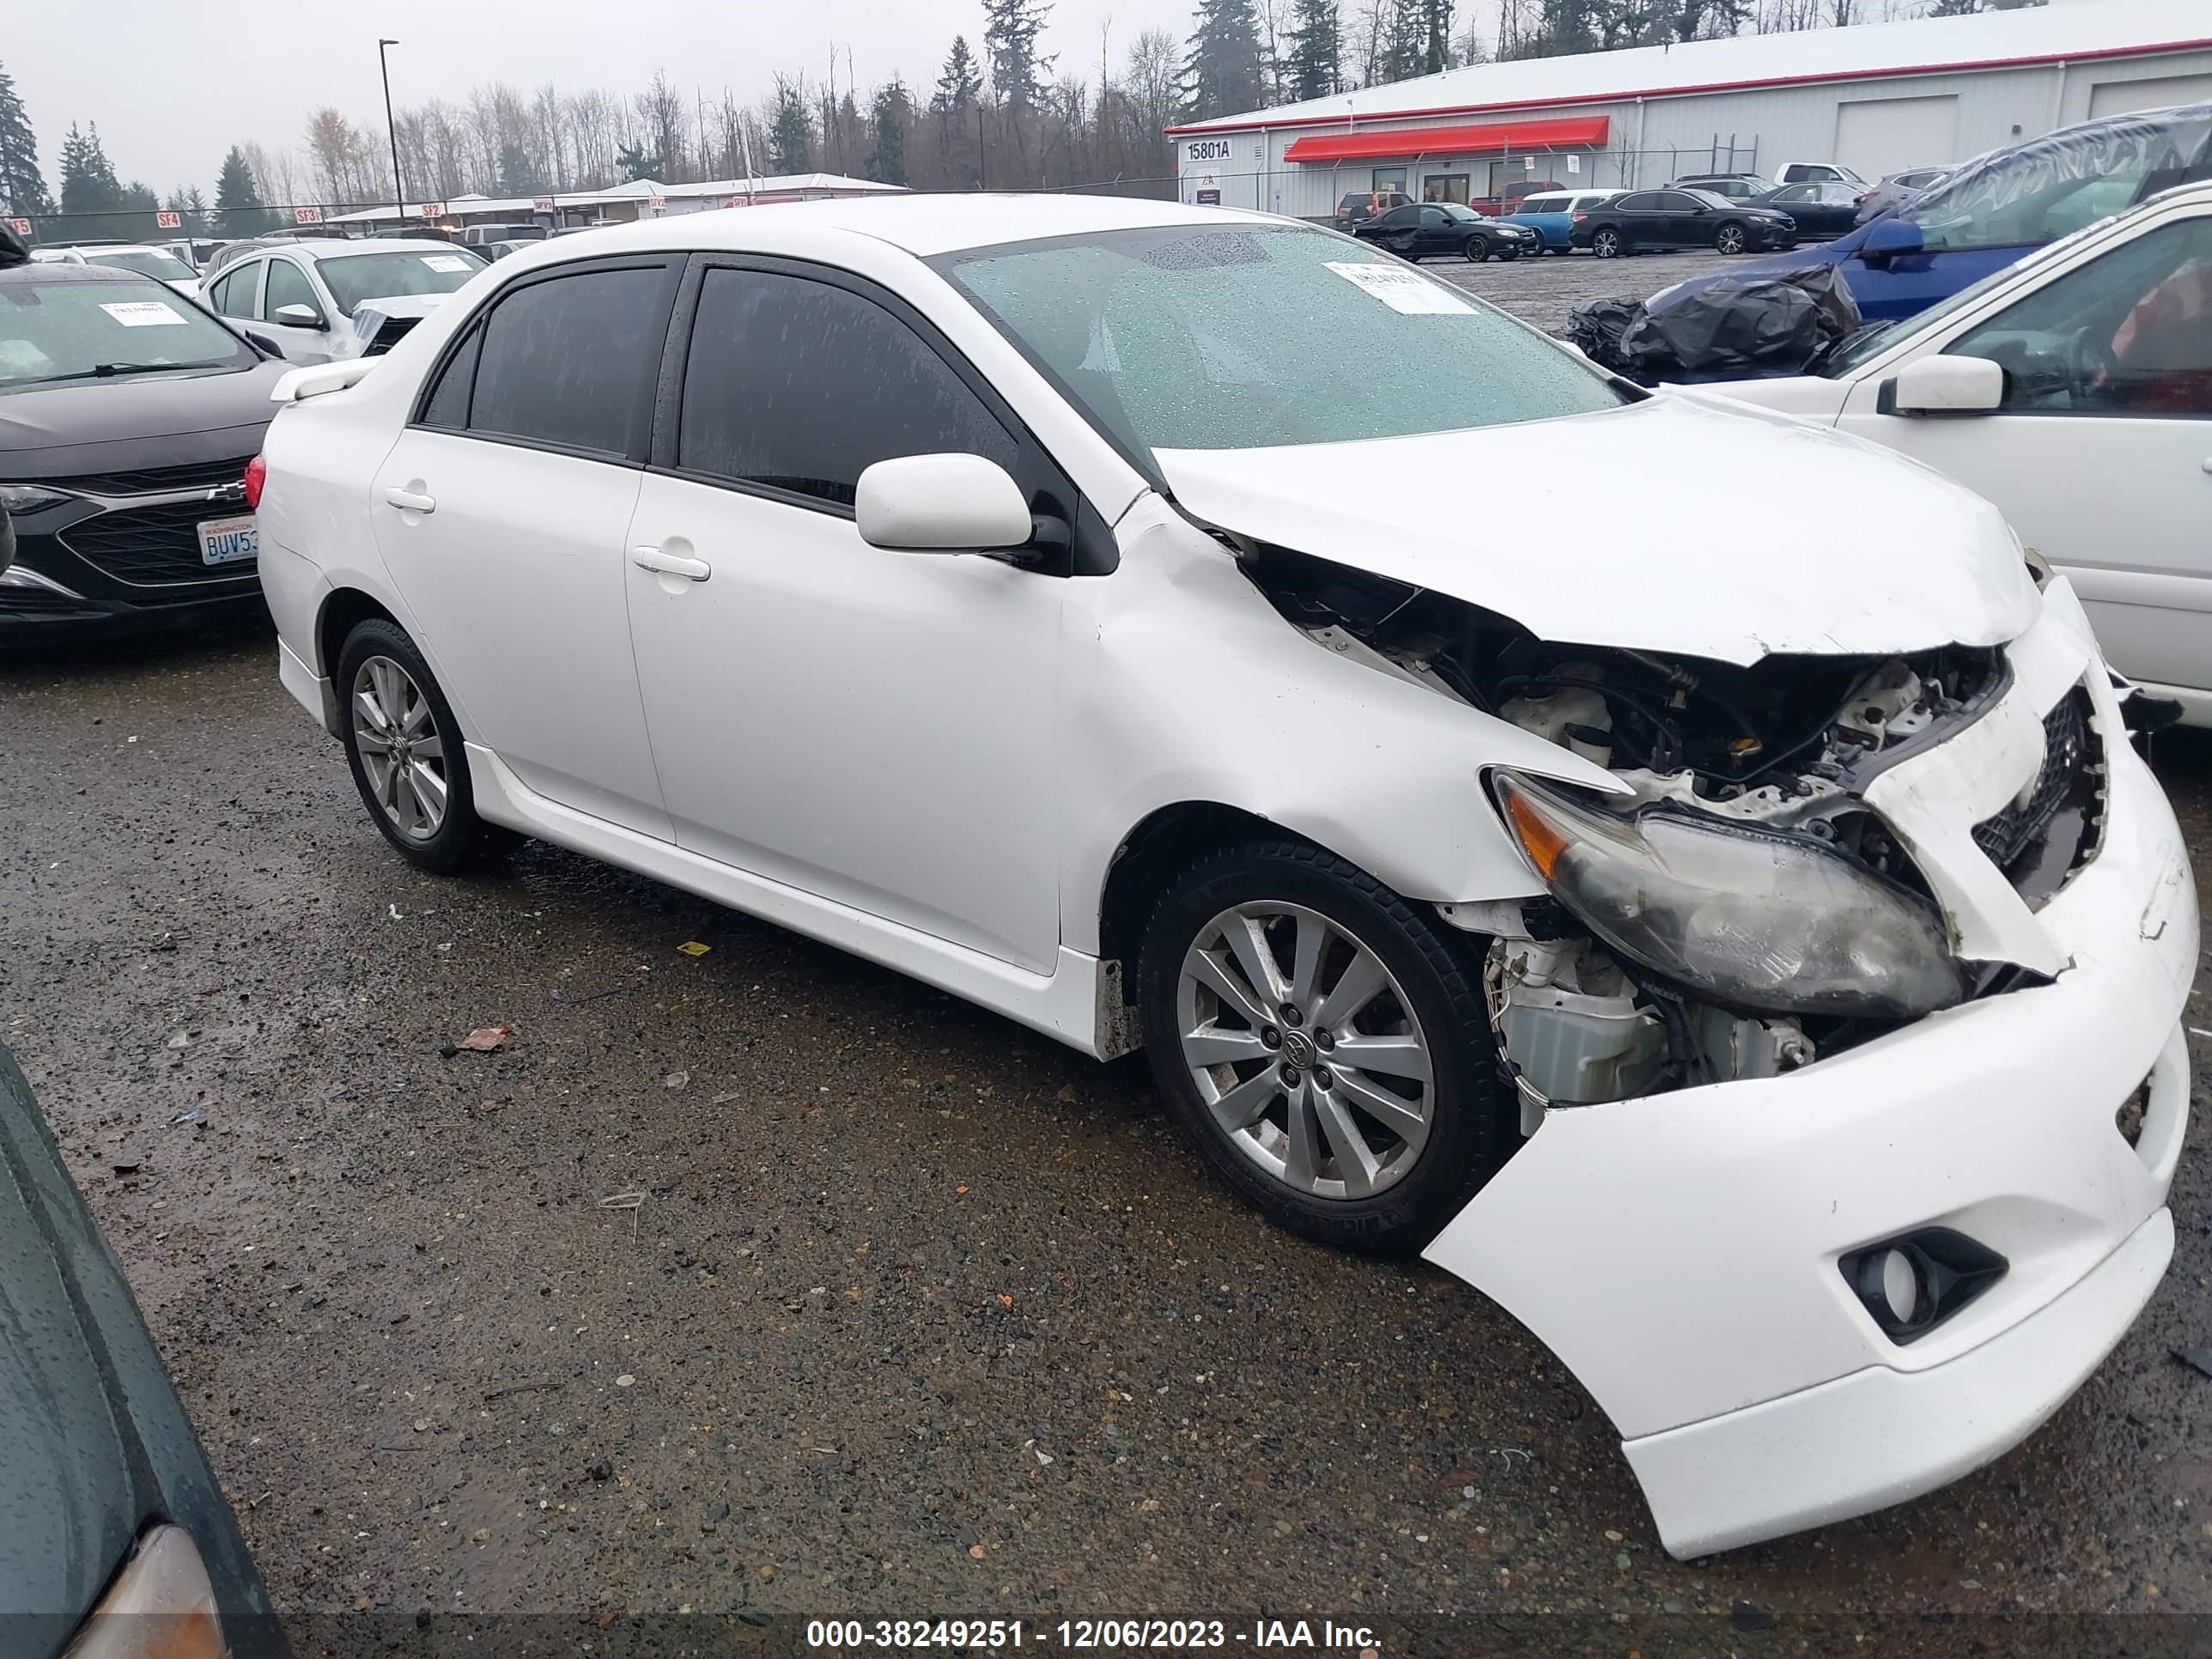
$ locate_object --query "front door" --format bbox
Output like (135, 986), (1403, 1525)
(623, 260), (1066, 972)
(1840, 210), (2212, 694)
(370, 256), (681, 839)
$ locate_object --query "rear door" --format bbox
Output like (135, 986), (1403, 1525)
(368, 255), (681, 838)
(1649, 191), (1704, 247)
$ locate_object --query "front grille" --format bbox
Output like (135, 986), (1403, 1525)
(58, 500), (255, 587)
(23, 456), (253, 497)
(1972, 687), (2105, 908)
(0, 584), (104, 617)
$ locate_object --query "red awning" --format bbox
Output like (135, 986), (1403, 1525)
(1282, 116), (1608, 164)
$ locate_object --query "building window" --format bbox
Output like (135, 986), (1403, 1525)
(1423, 173), (1470, 204)
(1372, 167), (1408, 194)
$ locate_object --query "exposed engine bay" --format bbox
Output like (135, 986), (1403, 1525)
(1239, 542), (2105, 1117)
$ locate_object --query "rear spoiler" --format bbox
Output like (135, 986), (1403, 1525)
(270, 358), (376, 404)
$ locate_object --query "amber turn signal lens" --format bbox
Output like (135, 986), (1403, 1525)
(1500, 782), (1572, 881)
(61, 1527), (227, 1659)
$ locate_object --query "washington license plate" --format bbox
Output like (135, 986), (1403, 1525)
(197, 514), (258, 566)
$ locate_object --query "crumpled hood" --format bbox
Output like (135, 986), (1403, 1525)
(336, 293), (449, 360)
(1154, 392), (2039, 666)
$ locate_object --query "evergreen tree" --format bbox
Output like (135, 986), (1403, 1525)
(1181, 0), (1265, 123)
(1285, 0), (1341, 100)
(1421, 0), (1452, 74)
(769, 77), (813, 173)
(615, 141), (662, 182)
(58, 123), (140, 239)
(164, 185), (212, 236)
(0, 61), (52, 218)
(496, 141), (538, 196)
(982, 0), (1055, 113)
(215, 146), (270, 234)
(866, 82), (910, 186)
(933, 36), (982, 112)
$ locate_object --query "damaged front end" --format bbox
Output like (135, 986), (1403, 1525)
(1239, 541), (2108, 1114)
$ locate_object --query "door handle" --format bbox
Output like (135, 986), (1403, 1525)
(383, 487), (436, 514)
(632, 546), (711, 581)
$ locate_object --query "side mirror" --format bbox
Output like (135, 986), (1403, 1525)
(1860, 216), (1924, 265)
(272, 302), (326, 330)
(855, 453), (1035, 554)
(1881, 354), (2003, 416)
(240, 328), (286, 357)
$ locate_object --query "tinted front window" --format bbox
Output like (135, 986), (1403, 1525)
(264, 258), (316, 318)
(678, 268), (1016, 507)
(314, 248), (485, 317)
(938, 223), (1624, 466)
(0, 276), (255, 391)
(468, 265), (668, 456)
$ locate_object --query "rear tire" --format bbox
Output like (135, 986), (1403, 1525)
(336, 618), (520, 876)
(1592, 228), (1625, 258)
(1137, 839), (1517, 1256)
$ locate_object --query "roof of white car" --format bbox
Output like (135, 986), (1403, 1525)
(277, 238), (469, 261)
(536, 193), (1278, 262)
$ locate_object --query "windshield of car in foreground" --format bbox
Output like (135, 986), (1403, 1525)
(935, 224), (1626, 466)
(314, 247), (485, 317)
(84, 248), (198, 283)
(0, 275), (254, 391)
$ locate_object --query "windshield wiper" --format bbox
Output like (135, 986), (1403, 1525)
(21, 360), (234, 386)
(1807, 321), (1890, 375)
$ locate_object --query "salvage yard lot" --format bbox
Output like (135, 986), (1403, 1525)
(1432, 245), (1746, 333)
(3, 608), (2208, 1642)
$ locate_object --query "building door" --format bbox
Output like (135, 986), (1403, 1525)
(1834, 94), (1960, 179)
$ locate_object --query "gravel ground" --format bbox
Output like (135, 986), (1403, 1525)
(3, 592), (2209, 1647)
(1432, 243), (1787, 333)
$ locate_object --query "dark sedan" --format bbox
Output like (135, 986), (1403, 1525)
(1568, 188), (1796, 258)
(1747, 180), (1863, 240)
(1353, 200), (1538, 262)
(0, 257), (289, 646)
(0, 1042), (287, 1656)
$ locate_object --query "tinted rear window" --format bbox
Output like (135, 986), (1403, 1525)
(467, 265), (669, 457)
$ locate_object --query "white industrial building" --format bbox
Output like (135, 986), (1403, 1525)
(1166, 0), (2212, 216)
(324, 173), (902, 235)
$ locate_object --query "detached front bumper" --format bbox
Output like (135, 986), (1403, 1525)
(1427, 591), (2196, 1558)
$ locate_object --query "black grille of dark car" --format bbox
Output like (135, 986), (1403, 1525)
(1972, 687), (2104, 908)
(58, 500), (255, 586)
(23, 456), (253, 497)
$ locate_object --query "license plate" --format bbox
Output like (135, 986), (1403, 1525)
(198, 514), (258, 566)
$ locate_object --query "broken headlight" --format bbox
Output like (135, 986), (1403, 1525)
(1492, 773), (1966, 1020)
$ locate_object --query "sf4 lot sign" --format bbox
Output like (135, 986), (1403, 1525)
(156, 210), (181, 230)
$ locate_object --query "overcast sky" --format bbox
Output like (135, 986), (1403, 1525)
(9, 0), (1206, 195)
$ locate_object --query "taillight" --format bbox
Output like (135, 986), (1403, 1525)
(243, 454), (265, 510)
(1571, 211), (1588, 222)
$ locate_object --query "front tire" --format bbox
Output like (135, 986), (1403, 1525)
(1715, 221), (1749, 254)
(1591, 228), (1625, 258)
(336, 618), (518, 876)
(1138, 840), (1517, 1255)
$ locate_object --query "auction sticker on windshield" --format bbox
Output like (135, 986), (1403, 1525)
(197, 514), (258, 566)
(422, 255), (471, 272)
(1323, 261), (1474, 316)
(100, 301), (189, 327)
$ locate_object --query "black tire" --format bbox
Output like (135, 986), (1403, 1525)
(1591, 227), (1625, 258)
(1137, 838), (1518, 1256)
(1463, 235), (1491, 262)
(1714, 220), (1749, 254)
(335, 617), (520, 876)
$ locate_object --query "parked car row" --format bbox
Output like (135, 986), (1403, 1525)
(1352, 199), (1539, 260)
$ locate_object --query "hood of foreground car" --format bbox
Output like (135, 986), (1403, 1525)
(0, 361), (289, 455)
(1153, 392), (2039, 667)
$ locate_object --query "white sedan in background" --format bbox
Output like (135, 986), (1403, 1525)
(250, 195), (2191, 1559)
(1717, 179), (2212, 720)
(202, 238), (484, 363)
(28, 242), (202, 300)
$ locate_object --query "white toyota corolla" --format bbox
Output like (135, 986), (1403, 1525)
(251, 195), (2194, 1559)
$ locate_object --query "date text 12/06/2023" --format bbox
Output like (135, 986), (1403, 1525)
(805, 1619), (1385, 1652)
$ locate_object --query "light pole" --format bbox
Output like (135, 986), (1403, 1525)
(378, 39), (406, 232)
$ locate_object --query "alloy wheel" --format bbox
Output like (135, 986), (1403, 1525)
(1175, 902), (1434, 1200)
(1595, 231), (1620, 258)
(1717, 224), (1747, 253)
(351, 654), (449, 842)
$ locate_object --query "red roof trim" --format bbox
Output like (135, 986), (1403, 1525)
(1282, 115), (1609, 161)
(1162, 35), (2212, 137)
